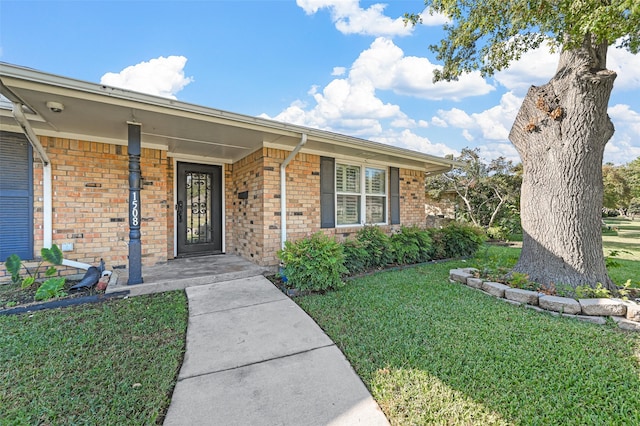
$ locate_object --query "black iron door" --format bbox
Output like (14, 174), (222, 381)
(176, 162), (222, 257)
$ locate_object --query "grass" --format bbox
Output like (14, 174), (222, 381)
(0, 291), (188, 425)
(603, 217), (640, 261)
(296, 259), (640, 425)
(475, 244), (640, 288)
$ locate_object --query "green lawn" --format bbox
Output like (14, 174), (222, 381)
(475, 244), (639, 287)
(0, 291), (187, 425)
(296, 259), (640, 425)
(603, 217), (640, 261)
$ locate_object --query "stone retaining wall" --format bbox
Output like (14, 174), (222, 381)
(449, 268), (640, 332)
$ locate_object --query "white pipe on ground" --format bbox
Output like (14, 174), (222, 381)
(280, 133), (307, 250)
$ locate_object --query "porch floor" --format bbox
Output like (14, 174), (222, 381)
(105, 254), (274, 297)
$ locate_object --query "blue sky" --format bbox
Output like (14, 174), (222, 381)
(1, 0), (639, 165)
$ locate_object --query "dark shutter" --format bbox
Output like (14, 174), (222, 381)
(390, 167), (400, 225)
(320, 156), (335, 228)
(0, 131), (34, 259)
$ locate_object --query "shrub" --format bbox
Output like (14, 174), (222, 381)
(278, 233), (347, 292)
(389, 226), (432, 265)
(355, 226), (392, 269)
(575, 283), (612, 299)
(428, 223), (486, 259)
(4, 245), (67, 301)
(343, 239), (369, 275)
(486, 226), (509, 241)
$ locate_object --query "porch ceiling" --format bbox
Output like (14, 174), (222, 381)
(0, 63), (458, 172)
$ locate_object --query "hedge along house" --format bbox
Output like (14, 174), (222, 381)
(0, 63), (457, 284)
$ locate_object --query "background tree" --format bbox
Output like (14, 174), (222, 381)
(426, 148), (521, 236)
(602, 162), (631, 215)
(406, 1), (639, 290)
(621, 157), (640, 218)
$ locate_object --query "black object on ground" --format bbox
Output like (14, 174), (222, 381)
(69, 266), (101, 291)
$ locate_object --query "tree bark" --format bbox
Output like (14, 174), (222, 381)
(509, 36), (616, 290)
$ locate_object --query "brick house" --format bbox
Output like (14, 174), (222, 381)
(0, 63), (456, 283)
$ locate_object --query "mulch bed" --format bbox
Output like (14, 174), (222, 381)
(0, 279), (100, 311)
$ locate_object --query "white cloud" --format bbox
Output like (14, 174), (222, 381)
(493, 42), (558, 93)
(261, 37), (493, 143)
(296, 0), (413, 37)
(604, 137), (640, 165)
(477, 142), (521, 164)
(435, 92), (522, 141)
(431, 116), (448, 127)
(609, 104), (640, 135)
(331, 66), (346, 76)
(462, 129), (474, 142)
(608, 47), (640, 90)
(416, 9), (450, 26)
(100, 56), (193, 99)
(494, 39), (640, 94)
(605, 104), (640, 164)
(352, 37), (494, 101)
(373, 129), (459, 158)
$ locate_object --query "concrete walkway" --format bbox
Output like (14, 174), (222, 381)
(163, 275), (389, 426)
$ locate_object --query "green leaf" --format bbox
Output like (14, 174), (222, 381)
(35, 277), (66, 301)
(5, 254), (23, 284)
(45, 266), (57, 277)
(41, 244), (64, 266)
(22, 276), (35, 289)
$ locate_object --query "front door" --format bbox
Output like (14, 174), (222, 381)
(176, 162), (222, 257)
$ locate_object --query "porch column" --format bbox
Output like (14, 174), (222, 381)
(127, 122), (143, 284)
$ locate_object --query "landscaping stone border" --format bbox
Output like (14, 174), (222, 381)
(449, 268), (640, 332)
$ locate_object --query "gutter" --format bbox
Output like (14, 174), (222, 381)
(1, 63), (457, 171)
(280, 133), (307, 250)
(10, 102), (91, 270)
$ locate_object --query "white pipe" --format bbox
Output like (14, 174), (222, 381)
(62, 259), (92, 269)
(42, 164), (52, 249)
(280, 133), (307, 249)
(11, 102), (92, 270)
(12, 103), (50, 165)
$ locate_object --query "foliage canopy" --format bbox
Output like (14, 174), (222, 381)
(426, 148), (522, 232)
(405, 0), (640, 81)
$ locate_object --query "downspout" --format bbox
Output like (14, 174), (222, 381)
(280, 133), (307, 250)
(11, 103), (91, 270)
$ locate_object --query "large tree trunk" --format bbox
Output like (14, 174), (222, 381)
(509, 37), (617, 290)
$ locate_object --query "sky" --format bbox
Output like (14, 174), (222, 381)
(1, 0), (639, 165)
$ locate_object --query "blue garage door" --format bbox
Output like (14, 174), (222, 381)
(0, 131), (33, 260)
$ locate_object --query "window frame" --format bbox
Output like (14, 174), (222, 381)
(335, 161), (388, 227)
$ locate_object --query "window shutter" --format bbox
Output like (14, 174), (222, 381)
(390, 167), (400, 225)
(0, 131), (34, 259)
(320, 156), (335, 228)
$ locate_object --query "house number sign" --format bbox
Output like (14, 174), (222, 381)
(131, 192), (140, 226)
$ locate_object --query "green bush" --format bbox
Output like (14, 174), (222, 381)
(35, 277), (66, 301)
(355, 226), (393, 269)
(389, 226), (432, 265)
(428, 223), (486, 259)
(4, 245), (67, 302)
(278, 233), (347, 292)
(486, 226), (509, 241)
(343, 239), (369, 275)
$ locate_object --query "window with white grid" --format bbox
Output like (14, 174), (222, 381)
(336, 163), (386, 226)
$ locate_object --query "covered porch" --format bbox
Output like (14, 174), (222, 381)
(105, 254), (273, 297)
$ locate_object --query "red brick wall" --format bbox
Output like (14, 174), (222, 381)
(399, 168), (427, 226)
(263, 150), (321, 265)
(226, 149), (265, 263)
(1, 138), (429, 280)
(0, 136), (170, 281)
(226, 148), (426, 267)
